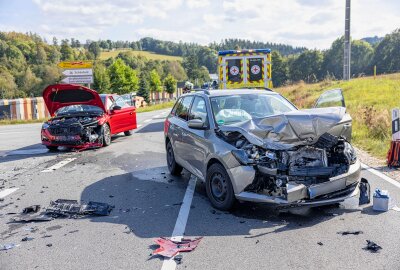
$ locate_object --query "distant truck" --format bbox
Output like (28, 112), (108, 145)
(218, 49), (272, 89)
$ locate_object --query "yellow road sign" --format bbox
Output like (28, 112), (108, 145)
(58, 61), (93, 69)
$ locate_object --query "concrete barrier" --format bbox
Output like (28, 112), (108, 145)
(0, 97), (50, 120)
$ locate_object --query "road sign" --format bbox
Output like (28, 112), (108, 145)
(62, 69), (93, 76)
(58, 61), (93, 69)
(61, 76), (93, 84)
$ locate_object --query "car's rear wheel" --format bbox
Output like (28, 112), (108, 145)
(206, 163), (236, 211)
(166, 141), (183, 176)
(124, 130), (133, 136)
(100, 124), (111, 147)
(46, 145), (58, 151)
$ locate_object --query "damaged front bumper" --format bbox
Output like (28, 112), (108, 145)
(41, 129), (101, 149)
(230, 159), (361, 208)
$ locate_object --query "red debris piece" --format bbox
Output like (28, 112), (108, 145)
(153, 237), (203, 258)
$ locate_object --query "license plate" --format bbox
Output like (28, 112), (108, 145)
(55, 135), (79, 141)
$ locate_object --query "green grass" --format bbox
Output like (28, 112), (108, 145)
(99, 49), (182, 61)
(0, 118), (45, 125)
(136, 101), (175, 113)
(275, 73), (400, 159)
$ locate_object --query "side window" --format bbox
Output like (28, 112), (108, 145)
(106, 96), (114, 111)
(115, 96), (129, 108)
(189, 97), (208, 124)
(171, 98), (183, 116)
(175, 96), (193, 121)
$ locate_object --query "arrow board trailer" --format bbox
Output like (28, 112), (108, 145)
(218, 49), (272, 89)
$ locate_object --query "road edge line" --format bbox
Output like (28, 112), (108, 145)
(361, 163), (400, 189)
(161, 176), (197, 270)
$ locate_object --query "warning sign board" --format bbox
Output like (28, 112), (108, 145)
(58, 61), (93, 69)
(218, 49), (272, 89)
(393, 109), (400, 140)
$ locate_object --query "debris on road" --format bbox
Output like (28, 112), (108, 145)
(21, 237), (34, 242)
(46, 243), (53, 247)
(363, 240), (382, 253)
(359, 178), (370, 205)
(1, 243), (19, 251)
(152, 237), (203, 258)
(45, 199), (114, 217)
(373, 189), (390, 212)
(174, 254), (183, 264)
(337, 230), (363, 236)
(22, 205), (41, 214)
(11, 214), (53, 223)
(317, 242), (324, 246)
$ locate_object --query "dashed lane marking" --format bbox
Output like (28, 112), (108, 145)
(0, 188), (19, 199)
(41, 158), (76, 172)
(161, 176), (197, 270)
(143, 119), (152, 123)
(361, 163), (400, 189)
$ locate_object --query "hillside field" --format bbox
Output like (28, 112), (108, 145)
(275, 73), (400, 159)
(99, 49), (182, 61)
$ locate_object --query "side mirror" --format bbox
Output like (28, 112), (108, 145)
(188, 119), (207, 130)
(112, 105), (122, 110)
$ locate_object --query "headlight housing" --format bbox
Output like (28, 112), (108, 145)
(231, 149), (254, 165)
(343, 142), (357, 164)
(42, 122), (50, 129)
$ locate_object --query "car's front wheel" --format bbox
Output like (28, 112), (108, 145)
(206, 163), (236, 211)
(166, 141), (183, 176)
(100, 124), (111, 147)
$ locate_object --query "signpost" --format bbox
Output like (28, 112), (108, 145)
(58, 61), (94, 87)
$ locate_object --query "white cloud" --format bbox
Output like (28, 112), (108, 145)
(186, 0), (210, 8)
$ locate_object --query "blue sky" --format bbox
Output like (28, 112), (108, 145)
(0, 0), (399, 49)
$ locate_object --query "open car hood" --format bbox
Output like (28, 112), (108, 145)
(219, 107), (347, 150)
(43, 84), (106, 116)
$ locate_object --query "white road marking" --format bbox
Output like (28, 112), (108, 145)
(137, 124), (142, 128)
(143, 119), (152, 123)
(161, 176), (197, 270)
(41, 158), (76, 172)
(0, 188), (19, 199)
(361, 163), (400, 189)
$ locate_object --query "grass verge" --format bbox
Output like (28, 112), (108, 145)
(275, 73), (400, 159)
(0, 118), (45, 125)
(136, 101), (175, 113)
(99, 49), (182, 61)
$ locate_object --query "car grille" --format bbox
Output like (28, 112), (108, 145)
(49, 126), (81, 136)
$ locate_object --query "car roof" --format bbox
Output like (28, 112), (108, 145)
(183, 89), (280, 97)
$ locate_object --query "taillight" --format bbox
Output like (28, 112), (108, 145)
(164, 119), (170, 134)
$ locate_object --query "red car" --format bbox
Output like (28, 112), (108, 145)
(41, 84), (137, 150)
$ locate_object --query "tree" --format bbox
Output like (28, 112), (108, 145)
(290, 50), (323, 82)
(162, 61), (187, 81)
(182, 51), (198, 80)
(60, 40), (74, 61)
(35, 44), (47, 64)
(88, 41), (101, 59)
(93, 63), (111, 93)
(372, 29), (400, 74)
(0, 68), (19, 99)
(164, 74), (177, 94)
(123, 65), (139, 93)
(149, 69), (162, 92)
(137, 73), (150, 102)
(107, 59), (138, 94)
(18, 67), (41, 96)
(271, 51), (288, 87)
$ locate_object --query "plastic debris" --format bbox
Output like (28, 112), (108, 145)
(11, 214), (53, 223)
(359, 178), (370, 205)
(22, 205), (41, 214)
(174, 254), (183, 264)
(317, 242), (324, 246)
(392, 205), (400, 212)
(363, 240), (382, 253)
(152, 237), (203, 258)
(1, 243), (20, 251)
(337, 230), (363, 236)
(46, 243), (53, 247)
(21, 237), (34, 242)
(45, 199), (114, 217)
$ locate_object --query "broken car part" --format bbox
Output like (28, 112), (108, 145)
(373, 189), (390, 212)
(363, 240), (382, 253)
(152, 237), (203, 258)
(359, 178), (370, 205)
(337, 231), (363, 236)
(0, 243), (20, 251)
(22, 205), (41, 214)
(45, 199), (114, 217)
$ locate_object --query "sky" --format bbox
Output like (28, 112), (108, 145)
(0, 0), (399, 49)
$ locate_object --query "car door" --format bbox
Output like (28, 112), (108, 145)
(183, 96), (211, 179)
(115, 95), (136, 131)
(172, 96), (194, 170)
(314, 88), (352, 141)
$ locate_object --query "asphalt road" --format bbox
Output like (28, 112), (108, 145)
(1, 109), (400, 270)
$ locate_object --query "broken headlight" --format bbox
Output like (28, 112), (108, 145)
(231, 149), (254, 165)
(343, 142), (357, 164)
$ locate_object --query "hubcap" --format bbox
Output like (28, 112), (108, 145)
(167, 146), (174, 168)
(104, 126), (111, 144)
(210, 173), (227, 202)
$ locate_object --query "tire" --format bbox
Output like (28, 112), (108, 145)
(206, 163), (236, 211)
(46, 145), (58, 151)
(100, 124), (111, 147)
(166, 141), (183, 176)
(124, 130), (133, 136)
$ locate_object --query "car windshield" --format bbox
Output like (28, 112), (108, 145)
(55, 105), (103, 116)
(210, 94), (297, 125)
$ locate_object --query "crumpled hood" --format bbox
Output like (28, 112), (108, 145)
(43, 84), (106, 116)
(219, 107), (346, 150)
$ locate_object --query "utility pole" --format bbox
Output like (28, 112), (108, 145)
(343, 0), (351, 80)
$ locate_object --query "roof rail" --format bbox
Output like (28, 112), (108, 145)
(189, 89), (210, 95)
